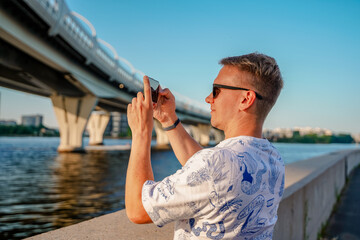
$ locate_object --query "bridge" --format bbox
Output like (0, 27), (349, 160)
(0, 0), (223, 152)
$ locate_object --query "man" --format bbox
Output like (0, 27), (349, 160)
(126, 52), (284, 239)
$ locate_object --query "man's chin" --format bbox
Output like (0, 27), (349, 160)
(210, 119), (222, 130)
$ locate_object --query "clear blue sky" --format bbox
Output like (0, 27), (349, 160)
(1, 0), (359, 134)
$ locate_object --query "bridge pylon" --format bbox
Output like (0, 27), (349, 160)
(154, 120), (170, 146)
(212, 128), (225, 144)
(87, 111), (110, 146)
(190, 124), (211, 146)
(51, 94), (97, 152)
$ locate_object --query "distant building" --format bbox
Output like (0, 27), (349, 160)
(294, 126), (332, 136)
(263, 127), (334, 140)
(0, 120), (17, 126)
(105, 112), (129, 137)
(263, 128), (293, 139)
(21, 114), (43, 127)
(352, 133), (360, 143)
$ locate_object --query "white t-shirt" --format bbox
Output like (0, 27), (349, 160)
(142, 136), (285, 240)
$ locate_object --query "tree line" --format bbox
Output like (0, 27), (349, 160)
(0, 125), (59, 137)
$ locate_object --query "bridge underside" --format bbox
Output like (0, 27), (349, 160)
(0, 36), (210, 123)
(0, 0), (216, 151)
(0, 38), (130, 112)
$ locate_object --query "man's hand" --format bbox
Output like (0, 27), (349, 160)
(153, 88), (178, 128)
(152, 85), (202, 166)
(127, 76), (154, 138)
(125, 76), (154, 224)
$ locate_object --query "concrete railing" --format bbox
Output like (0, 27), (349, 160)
(27, 148), (360, 240)
(274, 149), (360, 240)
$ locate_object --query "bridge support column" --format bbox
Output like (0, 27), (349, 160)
(87, 111), (110, 146)
(191, 124), (211, 146)
(154, 120), (169, 146)
(212, 128), (225, 144)
(51, 94), (98, 152)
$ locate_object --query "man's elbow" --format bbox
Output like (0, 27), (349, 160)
(126, 208), (152, 224)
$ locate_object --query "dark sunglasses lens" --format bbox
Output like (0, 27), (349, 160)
(213, 86), (220, 98)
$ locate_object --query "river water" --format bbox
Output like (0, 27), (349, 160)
(0, 137), (358, 239)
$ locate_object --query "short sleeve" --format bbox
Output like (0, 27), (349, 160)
(142, 149), (216, 227)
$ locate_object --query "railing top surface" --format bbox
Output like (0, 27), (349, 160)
(21, 0), (210, 119)
(283, 148), (360, 200)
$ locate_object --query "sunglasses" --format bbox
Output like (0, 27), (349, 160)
(212, 84), (263, 100)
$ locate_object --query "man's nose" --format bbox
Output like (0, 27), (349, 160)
(205, 93), (213, 103)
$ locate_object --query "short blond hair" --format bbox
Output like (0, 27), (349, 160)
(220, 53), (283, 118)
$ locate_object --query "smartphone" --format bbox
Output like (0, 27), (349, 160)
(148, 77), (160, 103)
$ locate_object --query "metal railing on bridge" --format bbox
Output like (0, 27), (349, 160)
(23, 0), (210, 119)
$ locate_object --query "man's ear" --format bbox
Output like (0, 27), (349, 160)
(239, 91), (257, 111)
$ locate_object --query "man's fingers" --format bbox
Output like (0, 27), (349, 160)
(159, 88), (169, 95)
(159, 88), (174, 100)
(143, 76), (152, 105)
(132, 97), (137, 108)
(137, 92), (144, 105)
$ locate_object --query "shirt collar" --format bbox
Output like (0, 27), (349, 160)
(216, 135), (269, 148)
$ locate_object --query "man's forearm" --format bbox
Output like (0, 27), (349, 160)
(164, 120), (203, 166)
(153, 89), (203, 165)
(125, 134), (153, 224)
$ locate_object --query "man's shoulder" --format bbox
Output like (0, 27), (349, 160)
(218, 136), (280, 155)
(191, 145), (238, 160)
(184, 146), (232, 170)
